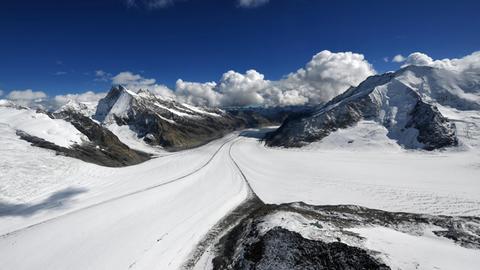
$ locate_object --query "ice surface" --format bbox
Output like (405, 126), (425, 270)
(232, 124), (480, 216)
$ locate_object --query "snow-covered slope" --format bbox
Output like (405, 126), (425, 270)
(94, 86), (241, 150)
(0, 100), (151, 167)
(266, 65), (480, 150)
(55, 99), (98, 117)
(0, 100), (87, 148)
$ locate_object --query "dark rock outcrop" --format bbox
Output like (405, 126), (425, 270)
(220, 227), (390, 270)
(406, 100), (457, 150)
(210, 202), (480, 269)
(94, 86), (243, 150)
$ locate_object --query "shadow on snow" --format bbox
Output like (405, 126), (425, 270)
(0, 187), (87, 217)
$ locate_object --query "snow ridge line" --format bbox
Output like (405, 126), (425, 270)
(228, 138), (263, 202)
(0, 135), (239, 239)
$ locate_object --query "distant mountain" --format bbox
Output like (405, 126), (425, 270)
(226, 105), (314, 128)
(55, 100), (97, 117)
(266, 66), (480, 150)
(94, 86), (242, 150)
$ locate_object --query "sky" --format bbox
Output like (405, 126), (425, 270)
(0, 0), (479, 107)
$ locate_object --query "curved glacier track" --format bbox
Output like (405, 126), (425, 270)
(0, 134), (260, 270)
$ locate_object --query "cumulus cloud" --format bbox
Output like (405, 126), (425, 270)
(392, 54), (406, 63)
(175, 80), (220, 107)
(278, 50), (376, 103)
(174, 70), (310, 107)
(106, 51), (375, 108)
(238, 0), (270, 8)
(403, 52), (433, 66)
(217, 70), (268, 106)
(402, 51), (480, 72)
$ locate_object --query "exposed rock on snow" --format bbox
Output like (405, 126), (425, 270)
(215, 226), (390, 270)
(94, 86), (242, 150)
(51, 110), (151, 166)
(210, 202), (480, 270)
(265, 66), (475, 150)
(0, 104), (87, 148)
(0, 103), (150, 167)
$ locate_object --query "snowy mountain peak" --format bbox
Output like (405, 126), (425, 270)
(94, 85), (137, 122)
(93, 85), (240, 149)
(55, 100), (97, 117)
(266, 65), (472, 150)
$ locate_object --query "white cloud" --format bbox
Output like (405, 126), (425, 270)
(54, 71), (67, 76)
(174, 70), (310, 107)
(6, 89), (48, 108)
(402, 51), (480, 72)
(112, 71), (156, 88)
(175, 80), (220, 107)
(217, 70), (268, 106)
(392, 54), (406, 63)
(54, 91), (107, 106)
(238, 0), (270, 8)
(108, 51), (375, 107)
(278, 50), (376, 103)
(7, 89), (47, 101)
(95, 70), (112, 82)
(383, 57), (389, 62)
(0, 89), (3, 96)
(403, 52), (433, 66)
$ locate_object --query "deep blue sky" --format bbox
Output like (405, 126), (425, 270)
(1, 0), (479, 96)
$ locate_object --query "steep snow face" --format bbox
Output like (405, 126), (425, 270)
(0, 105), (87, 148)
(266, 66), (468, 150)
(94, 85), (136, 122)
